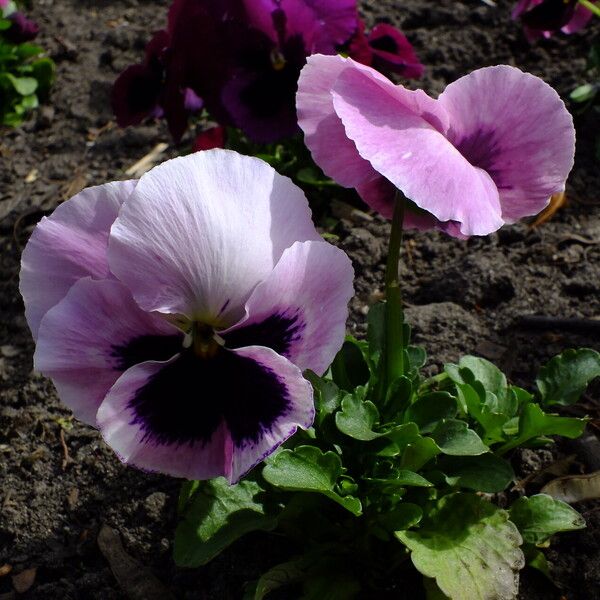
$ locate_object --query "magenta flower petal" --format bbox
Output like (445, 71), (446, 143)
(367, 24), (424, 79)
(108, 150), (321, 326)
(96, 345), (313, 483)
(438, 65), (575, 223)
(331, 65), (503, 235)
(34, 278), (182, 425)
(3, 12), (39, 43)
(222, 240), (354, 375)
(20, 180), (137, 339)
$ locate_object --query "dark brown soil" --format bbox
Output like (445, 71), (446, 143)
(0, 1), (599, 598)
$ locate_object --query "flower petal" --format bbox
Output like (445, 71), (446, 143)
(297, 54), (384, 189)
(97, 345), (313, 483)
(20, 180), (137, 339)
(438, 65), (575, 223)
(331, 66), (503, 236)
(108, 150), (320, 326)
(222, 240), (354, 375)
(34, 278), (182, 425)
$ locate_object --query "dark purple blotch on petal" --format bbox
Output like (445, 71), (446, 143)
(454, 128), (499, 176)
(111, 334), (183, 371)
(128, 348), (290, 447)
(223, 311), (305, 358)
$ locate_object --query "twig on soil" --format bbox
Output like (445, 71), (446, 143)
(125, 143), (169, 178)
(517, 315), (600, 334)
(59, 429), (74, 471)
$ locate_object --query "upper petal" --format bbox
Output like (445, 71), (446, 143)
(438, 65), (575, 223)
(108, 150), (321, 326)
(20, 180), (137, 340)
(34, 278), (182, 425)
(297, 54), (385, 189)
(222, 239), (354, 375)
(332, 67), (503, 236)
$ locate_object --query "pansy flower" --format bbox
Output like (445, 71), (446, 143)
(2, 11), (39, 43)
(112, 29), (203, 142)
(296, 54), (575, 237)
(20, 150), (354, 483)
(512, 0), (594, 41)
(348, 20), (424, 79)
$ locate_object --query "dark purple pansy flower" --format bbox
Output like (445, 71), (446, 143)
(3, 11), (39, 44)
(512, 0), (594, 41)
(20, 150), (354, 483)
(348, 20), (423, 79)
(192, 125), (226, 152)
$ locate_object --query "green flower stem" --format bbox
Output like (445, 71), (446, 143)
(383, 191), (406, 393)
(579, 0), (600, 17)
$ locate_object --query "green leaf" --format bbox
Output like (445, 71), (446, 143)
(385, 375), (413, 416)
(305, 371), (340, 424)
(497, 404), (586, 455)
(367, 302), (385, 360)
(254, 559), (304, 599)
(377, 502), (423, 531)
(431, 419), (489, 456)
(396, 494), (524, 600)
(0, 18), (11, 31)
(536, 348), (600, 406)
(331, 338), (370, 391)
(438, 454), (514, 492)
(296, 166), (336, 187)
(174, 478), (278, 567)
(509, 494), (585, 544)
(30, 57), (55, 92)
(5, 73), (37, 95)
(522, 544), (551, 579)
(262, 446), (362, 515)
(405, 392), (457, 433)
(335, 393), (382, 441)
(407, 345), (427, 371)
(570, 83), (597, 103)
(15, 43), (43, 59)
(303, 572), (361, 600)
(401, 436), (441, 471)
(366, 470), (433, 489)
(459, 356), (507, 397)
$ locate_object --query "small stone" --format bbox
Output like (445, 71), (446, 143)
(143, 492), (167, 520)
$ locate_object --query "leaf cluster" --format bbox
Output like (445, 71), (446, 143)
(0, 26), (54, 127)
(175, 307), (598, 599)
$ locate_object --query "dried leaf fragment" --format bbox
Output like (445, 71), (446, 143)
(541, 471), (600, 503)
(12, 568), (36, 593)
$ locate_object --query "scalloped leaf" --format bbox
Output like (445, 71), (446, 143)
(396, 494), (524, 600)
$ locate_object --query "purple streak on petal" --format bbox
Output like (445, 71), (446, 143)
(97, 345), (313, 483)
(108, 150), (320, 325)
(439, 65), (575, 223)
(20, 180), (137, 339)
(34, 278), (181, 425)
(562, 3), (594, 33)
(222, 240), (354, 375)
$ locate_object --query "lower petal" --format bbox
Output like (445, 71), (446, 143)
(35, 278), (182, 425)
(96, 345), (313, 483)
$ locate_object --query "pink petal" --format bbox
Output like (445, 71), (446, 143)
(332, 67), (503, 236)
(108, 150), (321, 327)
(20, 180), (137, 340)
(438, 65), (575, 223)
(562, 4), (593, 33)
(297, 54), (382, 189)
(222, 240), (354, 375)
(34, 278), (181, 425)
(96, 345), (313, 483)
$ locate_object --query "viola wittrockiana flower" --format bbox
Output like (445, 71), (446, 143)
(2, 11), (39, 43)
(20, 150), (353, 483)
(112, 0), (422, 143)
(347, 20), (423, 79)
(512, 0), (595, 41)
(296, 55), (575, 238)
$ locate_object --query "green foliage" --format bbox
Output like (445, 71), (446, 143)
(396, 494), (524, 600)
(509, 494), (586, 545)
(0, 36), (54, 127)
(175, 309), (592, 598)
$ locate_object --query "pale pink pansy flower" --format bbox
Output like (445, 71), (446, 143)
(20, 149), (354, 483)
(296, 54), (575, 238)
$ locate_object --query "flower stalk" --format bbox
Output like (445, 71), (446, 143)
(382, 190), (406, 393)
